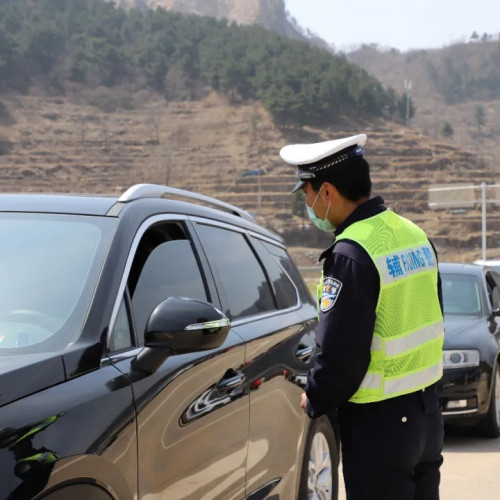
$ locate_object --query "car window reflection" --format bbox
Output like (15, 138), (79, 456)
(442, 273), (482, 315)
(0, 214), (115, 351)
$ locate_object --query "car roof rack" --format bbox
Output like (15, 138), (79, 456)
(118, 184), (255, 222)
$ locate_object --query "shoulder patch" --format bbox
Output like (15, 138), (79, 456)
(320, 277), (343, 313)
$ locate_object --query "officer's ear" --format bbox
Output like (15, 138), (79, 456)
(323, 182), (336, 201)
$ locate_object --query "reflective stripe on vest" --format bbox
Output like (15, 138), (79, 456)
(371, 323), (443, 357)
(316, 270), (324, 318)
(357, 360), (442, 396)
(335, 209), (444, 404)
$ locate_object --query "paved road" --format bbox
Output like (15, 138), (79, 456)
(338, 428), (500, 499)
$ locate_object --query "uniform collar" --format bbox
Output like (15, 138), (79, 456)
(319, 196), (387, 261)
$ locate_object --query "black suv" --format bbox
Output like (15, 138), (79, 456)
(0, 184), (338, 500)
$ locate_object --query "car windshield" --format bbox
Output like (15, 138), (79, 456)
(441, 272), (482, 316)
(0, 213), (116, 353)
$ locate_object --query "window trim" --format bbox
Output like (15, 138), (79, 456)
(189, 216), (287, 249)
(106, 214), (194, 348)
(230, 304), (302, 327)
(105, 346), (142, 365)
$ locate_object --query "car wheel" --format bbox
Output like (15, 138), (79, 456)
(478, 363), (500, 438)
(299, 415), (338, 500)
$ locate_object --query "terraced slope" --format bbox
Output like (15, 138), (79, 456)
(0, 93), (498, 262)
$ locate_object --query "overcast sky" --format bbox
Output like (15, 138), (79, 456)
(284, 0), (500, 52)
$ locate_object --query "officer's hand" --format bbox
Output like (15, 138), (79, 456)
(300, 392), (308, 413)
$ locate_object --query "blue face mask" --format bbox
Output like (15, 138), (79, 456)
(306, 185), (336, 232)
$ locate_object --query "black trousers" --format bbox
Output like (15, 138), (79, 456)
(338, 385), (444, 500)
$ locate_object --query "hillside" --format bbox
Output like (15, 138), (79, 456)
(1, 91), (499, 265)
(0, 1), (395, 127)
(347, 42), (500, 166)
(108, 0), (500, 183)
(1, 0), (500, 266)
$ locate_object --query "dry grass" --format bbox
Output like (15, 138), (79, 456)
(0, 91), (497, 265)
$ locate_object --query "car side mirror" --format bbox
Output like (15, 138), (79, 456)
(145, 296), (231, 352)
(132, 297), (231, 374)
(492, 308), (500, 317)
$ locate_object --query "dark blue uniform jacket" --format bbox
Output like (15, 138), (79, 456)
(305, 196), (442, 418)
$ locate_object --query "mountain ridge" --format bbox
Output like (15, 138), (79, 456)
(112, 0), (329, 48)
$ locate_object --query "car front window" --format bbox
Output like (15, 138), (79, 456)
(441, 272), (482, 315)
(0, 213), (116, 352)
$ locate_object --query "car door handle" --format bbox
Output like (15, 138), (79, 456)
(296, 345), (314, 361)
(217, 370), (246, 391)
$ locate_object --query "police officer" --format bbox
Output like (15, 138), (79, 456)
(280, 134), (444, 500)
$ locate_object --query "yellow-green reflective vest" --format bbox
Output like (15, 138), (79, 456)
(316, 270), (324, 318)
(334, 209), (444, 404)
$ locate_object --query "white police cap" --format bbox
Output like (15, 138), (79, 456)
(280, 134), (367, 192)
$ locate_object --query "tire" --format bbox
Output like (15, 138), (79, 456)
(298, 415), (339, 500)
(477, 363), (500, 438)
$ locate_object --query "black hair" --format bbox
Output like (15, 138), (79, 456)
(309, 156), (372, 202)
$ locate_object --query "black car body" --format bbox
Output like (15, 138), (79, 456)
(438, 262), (500, 437)
(0, 185), (338, 499)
